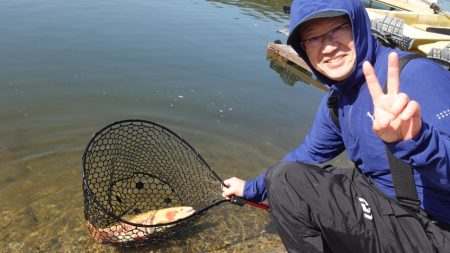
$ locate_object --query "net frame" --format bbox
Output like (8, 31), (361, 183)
(82, 119), (229, 245)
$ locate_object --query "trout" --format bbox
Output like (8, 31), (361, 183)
(87, 206), (195, 243)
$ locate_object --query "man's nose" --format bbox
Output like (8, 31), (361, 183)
(321, 38), (339, 54)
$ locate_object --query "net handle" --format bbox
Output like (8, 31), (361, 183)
(219, 181), (270, 211)
(230, 196), (270, 211)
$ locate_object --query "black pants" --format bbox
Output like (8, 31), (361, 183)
(265, 161), (450, 253)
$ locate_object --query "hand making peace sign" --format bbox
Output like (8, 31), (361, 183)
(362, 52), (422, 143)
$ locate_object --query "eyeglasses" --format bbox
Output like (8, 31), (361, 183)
(300, 23), (351, 51)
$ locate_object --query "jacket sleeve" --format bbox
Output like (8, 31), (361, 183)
(243, 172), (267, 202)
(386, 59), (450, 190)
(244, 93), (345, 202)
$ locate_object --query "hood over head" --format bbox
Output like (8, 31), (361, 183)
(287, 0), (377, 91)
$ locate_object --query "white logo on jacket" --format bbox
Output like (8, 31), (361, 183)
(367, 111), (374, 122)
(358, 197), (373, 220)
(436, 109), (450, 119)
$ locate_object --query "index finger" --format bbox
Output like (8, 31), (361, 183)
(363, 61), (383, 100)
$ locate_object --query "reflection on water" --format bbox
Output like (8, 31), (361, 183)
(0, 0), (341, 252)
(208, 0), (291, 22)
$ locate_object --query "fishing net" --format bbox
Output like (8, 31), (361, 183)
(82, 120), (227, 246)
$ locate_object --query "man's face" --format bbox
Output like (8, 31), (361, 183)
(299, 16), (356, 81)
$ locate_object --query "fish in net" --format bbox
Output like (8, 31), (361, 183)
(82, 119), (268, 246)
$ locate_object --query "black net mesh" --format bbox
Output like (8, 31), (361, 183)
(82, 120), (224, 246)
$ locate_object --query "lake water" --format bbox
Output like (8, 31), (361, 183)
(0, 0), (351, 252)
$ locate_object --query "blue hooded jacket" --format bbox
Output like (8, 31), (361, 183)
(244, 0), (450, 224)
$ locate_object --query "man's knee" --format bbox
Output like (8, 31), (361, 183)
(266, 161), (291, 187)
(265, 161), (321, 192)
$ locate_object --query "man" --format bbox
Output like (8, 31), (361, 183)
(222, 0), (450, 252)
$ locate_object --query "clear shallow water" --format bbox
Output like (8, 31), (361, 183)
(0, 0), (350, 252)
